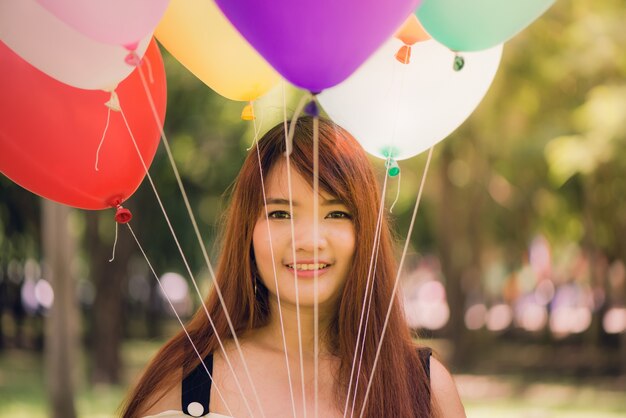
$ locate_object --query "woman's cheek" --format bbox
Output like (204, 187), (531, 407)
(330, 225), (356, 250)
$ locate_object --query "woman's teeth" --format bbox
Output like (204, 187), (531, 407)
(287, 263), (329, 271)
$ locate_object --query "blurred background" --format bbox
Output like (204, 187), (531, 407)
(1, 1), (625, 417)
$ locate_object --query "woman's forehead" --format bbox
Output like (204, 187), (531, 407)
(264, 160), (341, 203)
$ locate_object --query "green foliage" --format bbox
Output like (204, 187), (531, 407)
(392, 0), (626, 260)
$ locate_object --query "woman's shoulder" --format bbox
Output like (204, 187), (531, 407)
(138, 381), (182, 418)
(428, 356), (466, 417)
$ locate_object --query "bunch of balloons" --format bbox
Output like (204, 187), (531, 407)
(0, 0), (556, 211)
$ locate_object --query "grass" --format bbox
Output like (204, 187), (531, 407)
(456, 373), (626, 418)
(1, 341), (625, 417)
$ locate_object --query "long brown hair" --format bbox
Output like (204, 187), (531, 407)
(121, 117), (432, 417)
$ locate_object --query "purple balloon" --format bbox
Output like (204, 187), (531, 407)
(215, 0), (421, 92)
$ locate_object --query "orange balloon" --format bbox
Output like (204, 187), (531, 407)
(394, 15), (431, 45)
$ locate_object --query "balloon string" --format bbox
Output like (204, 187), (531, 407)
(255, 101), (266, 138)
(108, 221), (118, 262)
(282, 83), (308, 418)
(252, 105), (299, 418)
(132, 66), (264, 418)
(344, 54), (409, 418)
(385, 59), (409, 159)
(389, 171), (402, 213)
(286, 93), (310, 155)
(359, 146), (435, 418)
(347, 59), (409, 418)
(246, 101), (257, 150)
(95, 106), (112, 171)
(349, 211), (384, 418)
(144, 55), (154, 84)
(313, 115), (319, 418)
(125, 223), (234, 417)
(342, 171), (389, 418)
(282, 81), (289, 142)
(348, 159), (392, 418)
(117, 101), (256, 418)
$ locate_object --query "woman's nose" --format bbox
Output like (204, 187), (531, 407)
(292, 219), (328, 252)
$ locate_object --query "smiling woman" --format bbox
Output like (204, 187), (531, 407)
(120, 117), (465, 418)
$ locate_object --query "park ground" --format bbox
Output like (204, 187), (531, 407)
(1, 340), (625, 418)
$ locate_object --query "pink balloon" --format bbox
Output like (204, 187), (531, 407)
(0, 0), (150, 90)
(35, 0), (171, 46)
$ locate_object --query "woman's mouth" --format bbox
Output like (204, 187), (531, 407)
(285, 262), (332, 278)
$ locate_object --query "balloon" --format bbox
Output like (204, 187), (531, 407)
(417, 0), (555, 52)
(0, 0), (151, 91)
(318, 38), (502, 160)
(155, 0), (279, 102)
(393, 14), (431, 64)
(0, 40), (166, 210)
(214, 0), (422, 92)
(35, 0), (171, 46)
(395, 15), (431, 46)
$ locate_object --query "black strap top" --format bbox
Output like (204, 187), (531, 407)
(182, 347), (432, 417)
(182, 354), (214, 417)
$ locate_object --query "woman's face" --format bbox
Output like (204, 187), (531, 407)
(252, 161), (356, 312)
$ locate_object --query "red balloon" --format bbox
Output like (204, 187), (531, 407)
(0, 39), (166, 210)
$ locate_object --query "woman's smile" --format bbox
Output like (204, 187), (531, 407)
(285, 260), (332, 278)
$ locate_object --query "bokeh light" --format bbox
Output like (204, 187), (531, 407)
(159, 272), (188, 303)
(549, 306), (592, 337)
(34, 279), (54, 310)
(465, 303), (487, 330)
(158, 272), (192, 317)
(21, 278), (38, 314)
(515, 297), (548, 332)
(403, 268), (450, 331)
(534, 279), (555, 306)
(602, 307), (626, 334)
(486, 304), (513, 331)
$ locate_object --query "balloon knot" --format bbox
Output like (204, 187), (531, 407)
(395, 45), (412, 64)
(453, 54), (465, 72)
(123, 41), (139, 52)
(114, 206), (132, 224)
(304, 99), (319, 117)
(125, 51), (141, 67)
(241, 103), (255, 121)
(385, 159), (400, 177)
(104, 91), (121, 112)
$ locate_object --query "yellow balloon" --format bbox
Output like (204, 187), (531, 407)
(155, 0), (280, 102)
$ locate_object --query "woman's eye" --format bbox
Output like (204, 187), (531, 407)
(326, 211), (352, 220)
(268, 210), (291, 219)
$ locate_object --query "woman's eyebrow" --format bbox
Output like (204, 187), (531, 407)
(322, 198), (345, 206)
(266, 198), (292, 205)
(265, 197), (346, 206)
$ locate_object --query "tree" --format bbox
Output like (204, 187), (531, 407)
(42, 199), (78, 418)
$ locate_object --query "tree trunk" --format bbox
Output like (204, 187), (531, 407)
(86, 212), (132, 385)
(42, 199), (78, 418)
(435, 147), (468, 367)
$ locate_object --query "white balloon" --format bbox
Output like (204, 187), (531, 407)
(319, 38), (502, 160)
(0, 0), (150, 91)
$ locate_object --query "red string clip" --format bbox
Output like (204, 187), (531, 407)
(114, 205), (132, 224)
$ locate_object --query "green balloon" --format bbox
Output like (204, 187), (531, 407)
(417, 0), (556, 52)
